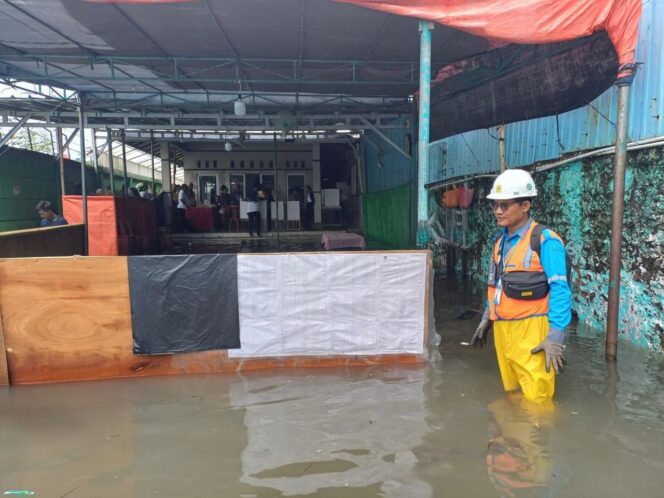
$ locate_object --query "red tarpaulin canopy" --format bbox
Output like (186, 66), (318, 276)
(336, 0), (641, 139)
(336, 0), (641, 79)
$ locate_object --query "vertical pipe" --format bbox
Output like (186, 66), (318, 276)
(121, 130), (128, 196)
(91, 130), (100, 189)
(57, 130), (66, 198)
(107, 129), (115, 195)
(150, 130), (156, 195)
(606, 84), (632, 361)
(171, 147), (176, 193)
(499, 125), (507, 172)
(416, 20), (433, 246)
(273, 133), (280, 242)
(160, 142), (172, 227)
(78, 103), (89, 255)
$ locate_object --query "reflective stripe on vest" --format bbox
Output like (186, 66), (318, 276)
(487, 222), (561, 321)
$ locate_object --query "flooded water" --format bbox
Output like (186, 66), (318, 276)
(170, 234), (327, 254)
(2, 277), (664, 497)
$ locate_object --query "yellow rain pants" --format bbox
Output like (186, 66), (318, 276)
(493, 316), (555, 402)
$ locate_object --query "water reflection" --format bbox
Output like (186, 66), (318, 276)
(230, 368), (433, 497)
(486, 395), (554, 497)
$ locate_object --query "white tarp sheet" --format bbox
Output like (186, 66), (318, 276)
(230, 252), (428, 358)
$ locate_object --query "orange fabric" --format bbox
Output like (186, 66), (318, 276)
(63, 196), (119, 256)
(441, 186), (459, 208)
(336, 0), (641, 70)
(488, 222), (562, 321)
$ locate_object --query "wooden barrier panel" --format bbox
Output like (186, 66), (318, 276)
(0, 310), (9, 385)
(0, 255), (428, 385)
(0, 224), (85, 258)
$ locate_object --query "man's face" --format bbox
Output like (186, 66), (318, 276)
(492, 200), (530, 229)
(38, 209), (54, 221)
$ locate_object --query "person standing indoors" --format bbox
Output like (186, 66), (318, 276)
(176, 183), (192, 232)
(470, 169), (571, 403)
(218, 185), (231, 230)
(247, 182), (262, 237)
(303, 185), (314, 230)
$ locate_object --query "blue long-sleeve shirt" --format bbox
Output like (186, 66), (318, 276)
(485, 218), (571, 343)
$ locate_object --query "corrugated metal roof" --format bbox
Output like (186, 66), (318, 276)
(428, 0), (664, 183)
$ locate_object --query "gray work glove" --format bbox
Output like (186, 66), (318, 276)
(470, 319), (492, 348)
(531, 339), (566, 374)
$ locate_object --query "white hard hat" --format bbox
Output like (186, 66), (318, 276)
(487, 169), (538, 200)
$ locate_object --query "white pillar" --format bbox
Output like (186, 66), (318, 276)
(160, 142), (172, 227)
(312, 143), (322, 224)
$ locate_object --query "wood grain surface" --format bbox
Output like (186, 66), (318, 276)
(0, 224), (85, 258)
(0, 310), (9, 385)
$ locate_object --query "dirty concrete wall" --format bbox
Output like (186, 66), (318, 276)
(435, 146), (664, 351)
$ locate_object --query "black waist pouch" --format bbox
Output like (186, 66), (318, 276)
(501, 271), (549, 300)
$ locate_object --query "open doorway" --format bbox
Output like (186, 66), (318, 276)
(320, 143), (358, 229)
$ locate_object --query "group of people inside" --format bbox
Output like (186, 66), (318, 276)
(174, 181), (315, 236)
(34, 180), (316, 237)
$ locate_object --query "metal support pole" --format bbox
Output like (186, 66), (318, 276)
(57, 130), (66, 198)
(171, 147), (176, 192)
(55, 129), (79, 164)
(499, 125), (507, 172)
(121, 130), (128, 196)
(273, 133), (281, 243)
(416, 21), (433, 246)
(150, 130), (156, 194)
(160, 142), (172, 227)
(606, 84), (632, 361)
(107, 129), (115, 195)
(78, 103), (89, 255)
(91, 130), (100, 189)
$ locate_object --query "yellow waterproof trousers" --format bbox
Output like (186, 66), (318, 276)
(493, 316), (555, 402)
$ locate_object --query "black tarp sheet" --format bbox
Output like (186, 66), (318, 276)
(128, 254), (240, 355)
(430, 31), (618, 140)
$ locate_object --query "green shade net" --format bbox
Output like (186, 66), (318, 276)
(362, 183), (414, 249)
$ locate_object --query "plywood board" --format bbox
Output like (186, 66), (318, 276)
(0, 224), (85, 258)
(0, 310), (9, 385)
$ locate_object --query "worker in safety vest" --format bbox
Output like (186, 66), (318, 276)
(470, 169), (572, 402)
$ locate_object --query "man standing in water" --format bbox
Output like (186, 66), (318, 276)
(471, 169), (571, 402)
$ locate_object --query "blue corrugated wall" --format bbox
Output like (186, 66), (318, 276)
(428, 0), (664, 182)
(363, 120), (415, 193)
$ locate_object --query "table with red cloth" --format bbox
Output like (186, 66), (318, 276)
(321, 231), (366, 251)
(185, 206), (216, 232)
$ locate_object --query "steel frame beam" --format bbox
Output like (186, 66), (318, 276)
(117, 129), (361, 144)
(0, 54), (432, 87)
(357, 115), (411, 160)
(0, 112), (31, 147)
(0, 110), (408, 132)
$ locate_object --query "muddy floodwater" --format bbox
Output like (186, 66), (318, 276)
(1, 277), (663, 497)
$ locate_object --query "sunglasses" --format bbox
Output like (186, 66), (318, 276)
(490, 201), (519, 211)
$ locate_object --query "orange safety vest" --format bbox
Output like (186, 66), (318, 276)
(488, 221), (562, 321)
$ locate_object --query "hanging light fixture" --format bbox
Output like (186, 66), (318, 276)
(224, 141), (233, 152)
(234, 79), (246, 116)
(234, 98), (246, 116)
